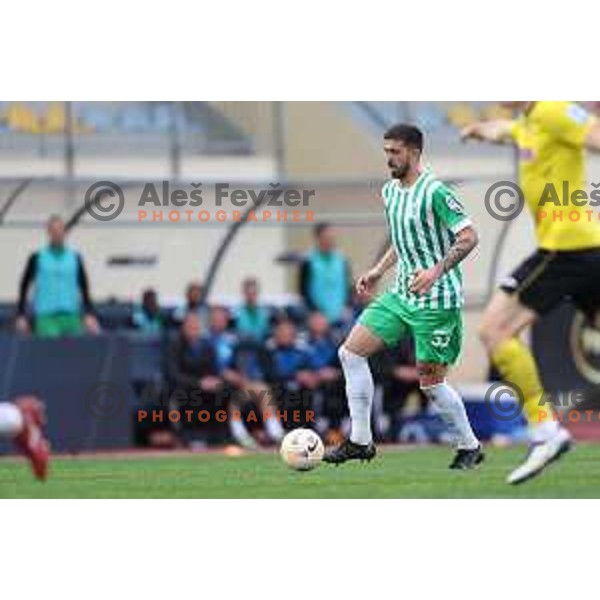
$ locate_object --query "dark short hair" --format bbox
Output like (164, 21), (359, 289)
(276, 318), (295, 329)
(142, 287), (157, 299)
(384, 124), (424, 153)
(314, 222), (332, 238)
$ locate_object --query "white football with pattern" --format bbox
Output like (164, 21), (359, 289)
(280, 428), (324, 471)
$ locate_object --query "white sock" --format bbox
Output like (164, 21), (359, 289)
(530, 420), (560, 444)
(422, 382), (479, 450)
(339, 346), (374, 445)
(264, 414), (284, 442)
(0, 403), (23, 438)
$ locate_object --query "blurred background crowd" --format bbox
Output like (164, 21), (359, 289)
(13, 214), (428, 450)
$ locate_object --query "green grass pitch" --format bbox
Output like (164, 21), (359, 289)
(1, 444), (600, 498)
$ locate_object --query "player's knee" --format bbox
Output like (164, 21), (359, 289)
(478, 312), (508, 349)
(418, 363), (447, 389)
(338, 344), (366, 368)
(479, 319), (512, 351)
(478, 321), (494, 349)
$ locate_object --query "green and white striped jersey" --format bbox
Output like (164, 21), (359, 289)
(381, 168), (472, 310)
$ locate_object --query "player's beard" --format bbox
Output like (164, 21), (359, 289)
(389, 162), (409, 180)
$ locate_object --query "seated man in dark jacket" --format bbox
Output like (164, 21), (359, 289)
(166, 313), (226, 446)
(267, 319), (318, 430)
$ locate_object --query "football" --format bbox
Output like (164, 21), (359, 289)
(280, 428), (324, 471)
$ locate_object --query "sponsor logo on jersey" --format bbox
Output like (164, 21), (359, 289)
(445, 194), (464, 214)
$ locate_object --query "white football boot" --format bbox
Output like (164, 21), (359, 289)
(507, 427), (573, 485)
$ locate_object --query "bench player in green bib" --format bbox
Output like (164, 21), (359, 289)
(324, 124), (484, 469)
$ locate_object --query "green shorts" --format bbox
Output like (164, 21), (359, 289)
(357, 292), (463, 365)
(35, 313), (84, 338)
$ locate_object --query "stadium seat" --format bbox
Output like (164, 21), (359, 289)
(446, 103), (478, 128)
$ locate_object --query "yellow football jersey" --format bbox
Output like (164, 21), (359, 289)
(511, 101), (600, 250)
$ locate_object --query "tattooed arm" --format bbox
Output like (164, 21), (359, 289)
(440, 226), (479, 274)
(409, 226), (478, 295)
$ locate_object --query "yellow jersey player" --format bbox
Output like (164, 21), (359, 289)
(462, 101), (600, 484)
